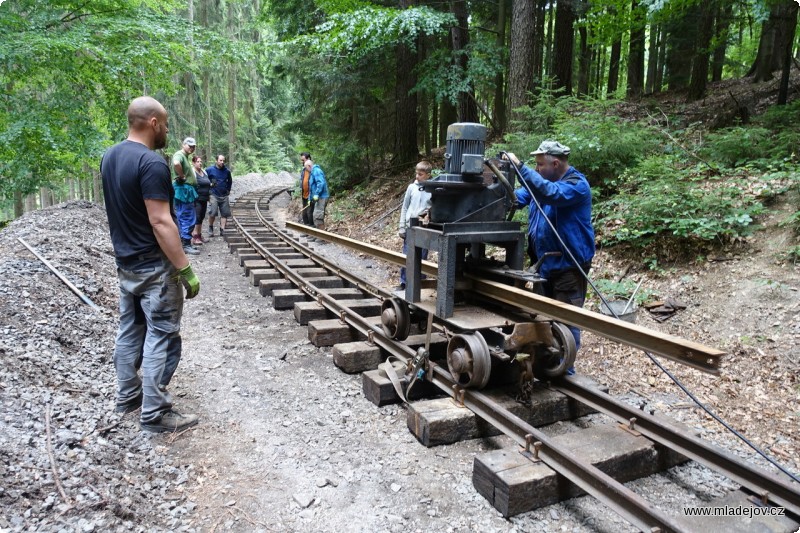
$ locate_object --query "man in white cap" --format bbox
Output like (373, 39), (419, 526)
(506, 141), (595, 375)
(172, 137), (199, 255)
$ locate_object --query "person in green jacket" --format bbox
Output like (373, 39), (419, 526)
(172, 137), (199, 255)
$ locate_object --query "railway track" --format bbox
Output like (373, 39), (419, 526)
(225, 188), (800, 532)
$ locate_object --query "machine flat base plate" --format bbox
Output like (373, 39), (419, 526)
(399, 288), (523, 331)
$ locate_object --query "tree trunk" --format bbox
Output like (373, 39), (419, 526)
(184, 0), (195, 133)
(665, 7), (696, 90)
(509, 0), (535, 121)
(607, 39), (621, 94)
(451, 0), (478, 122)
(645, 24), (660, 94)
(553, 0), (575, 95)
(594, 45), (604, 96)
(431, 100), (439, 148)
(39, 187), (49, 209)
(394, 0), (419, 165)
(778, 2), (799, 104)
(544, 1), (555, 79)
(654, 27), (666, 93)
(626, 0), (645, 99)
(92, 168), (102, 204)
(532, 0), (546, 82)
(201, 0), (212, 161)
(711, 2), (733, 82)
(687, 0), (715, 101)
(749, 0), (797, 83)
(227, 1), (236, 166)
(492, 0), (507, 134)
(13, 190), (23, 219)
(577, 26), (590, 96)
(439, 99), (457, 144)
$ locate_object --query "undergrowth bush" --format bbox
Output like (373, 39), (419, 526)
(589, 278), (657, 306)
(701, 100), (800, 168)
(499, 95), (661, 190)
(595, 156), (768, 259)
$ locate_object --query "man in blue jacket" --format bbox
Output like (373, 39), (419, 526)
(206, 154), (232, 236)
(305, 156), (330, 231)
(507, 141), (595, 373)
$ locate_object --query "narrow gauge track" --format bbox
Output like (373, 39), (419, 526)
(227, 188), (800, 531)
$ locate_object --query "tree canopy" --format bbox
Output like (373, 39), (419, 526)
(1, 0), (798, 221)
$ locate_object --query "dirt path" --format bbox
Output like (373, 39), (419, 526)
(1, 174), (797, 532)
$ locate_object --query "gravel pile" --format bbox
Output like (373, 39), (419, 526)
(0, 173), (294, 532)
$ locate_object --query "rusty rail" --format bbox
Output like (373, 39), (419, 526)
(286, 220), (724, 374)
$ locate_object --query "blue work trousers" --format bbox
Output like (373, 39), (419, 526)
(175, 200), (196, 241)
(399, 235), (428, 287)
(114, 253), (183, 423)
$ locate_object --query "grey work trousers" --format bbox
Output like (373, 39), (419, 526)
(114, 253), (184, 423)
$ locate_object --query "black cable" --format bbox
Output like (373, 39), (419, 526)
(500, 151), (800, 484)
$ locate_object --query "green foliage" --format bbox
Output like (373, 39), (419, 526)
(701, 100), (800, 168)
(500, 95), (662, 187)
(0, 1), (192, 202)
(302, 6), (454, 62)
(301, 135), (367, 193)
(590, 278), (657, 306)
(326, 183), (368, 223)
(595, 156), (769, 255)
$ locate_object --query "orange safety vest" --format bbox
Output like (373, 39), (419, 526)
(301, 168), (311, 199)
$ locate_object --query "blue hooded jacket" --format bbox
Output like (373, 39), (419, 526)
(514, 164), (595, 279)
(309, 164), (329, 200)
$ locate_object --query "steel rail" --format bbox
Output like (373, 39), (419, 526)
(285, 220), (724, 374)
(240, 195), (685, 532)
(242, 191), (798, 528)
(234, 197), (393, 302)
(552, 377), (800, 515)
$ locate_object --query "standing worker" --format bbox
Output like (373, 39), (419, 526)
(506, 141), (595, 374)
(306, 155), (329, 231)
(172, 137), (199, 255)
(191, 155), (211, 246)
(397, 161), (432, 291)
(100, 96), (200, 433)
(206, 154), (232, 237)
(299, 152), (315, 227)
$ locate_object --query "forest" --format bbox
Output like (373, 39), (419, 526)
(1, 0), (799, 262)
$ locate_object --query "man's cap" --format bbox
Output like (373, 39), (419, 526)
(531, 140), (570, 156)
(183, 137), (197, 147)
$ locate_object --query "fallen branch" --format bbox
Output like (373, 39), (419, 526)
(228, 506), (271, 529)
(166, 424), (198, 444)
(650, 109), (715, 170)
(364, 202), (402, 230)
(45, 404), (72, 506)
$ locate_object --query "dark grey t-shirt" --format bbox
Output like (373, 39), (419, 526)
(100, 140), (175, 262)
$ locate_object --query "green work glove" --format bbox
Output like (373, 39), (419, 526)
(176, 264), (200, 299)
(312, 195), (319, 202)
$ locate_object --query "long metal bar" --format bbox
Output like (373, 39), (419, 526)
(18, 237), (101, 310)
(470, 277), (723, 374)
(552, 377), (800, 515)
(263, 203), (684, 531)
(286, 220), (724, 374)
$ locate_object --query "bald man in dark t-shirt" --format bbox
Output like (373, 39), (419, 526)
(101, 96), (200, 433)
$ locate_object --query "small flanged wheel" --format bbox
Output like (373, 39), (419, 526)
(534, 322), (576, 379)
(381, 297), (411, 341)
(447, 332), (492, 389)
